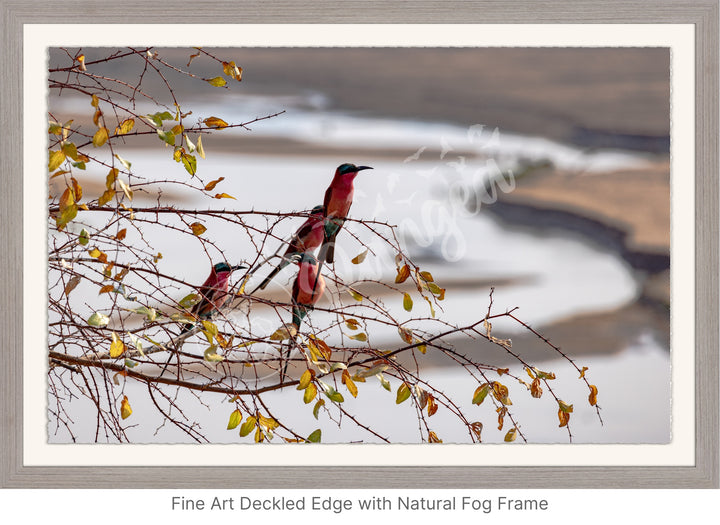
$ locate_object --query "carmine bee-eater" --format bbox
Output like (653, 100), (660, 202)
(256, 205), (325, 291)
(290, 252), (326, 330)
(281, 252), (326, 379)
(182, 261), (246, 332)
(318, 163), (373, 264)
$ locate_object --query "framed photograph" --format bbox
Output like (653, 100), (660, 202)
(2, 1), (717, 489)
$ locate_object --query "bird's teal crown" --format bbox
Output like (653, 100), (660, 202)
(337, 163), (373, 175)
(311, 204), (325, 214)
(214, 262), (245, 273)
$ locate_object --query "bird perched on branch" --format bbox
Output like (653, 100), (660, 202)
(280, 252), (326, 379)
(182, 261), (246, 332)
(290, 252), (326, 330)
(318, 163), (373, 264)
(256, 205), (325, 291)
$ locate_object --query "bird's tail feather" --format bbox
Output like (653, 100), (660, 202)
(257, 260), (288, 290)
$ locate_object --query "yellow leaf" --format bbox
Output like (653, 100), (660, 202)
(297, 369), (313, 390)
(120, 396), (132, 419)
(258, 414), (279, 431)
(342, 370), (358, 398)
(303, 383), (317, 404)
(239, 416), (256, 437)
(91, 94), (99, 108)
(93, 108), (103, 126)
(419, 271), (434, 282)
(428, 431), (442, 443)
(62, 142), (79, 161)
(207, 76), (227, 87)
(347, 288), (363, 302)
(117, 179), (133, 201)
(92, 127), (109, 147)
(197, 135), (206, 159)
(348, 332), (367, 342)
(579, 366), (589, 379)
(109, 332), (126, 358)
(203, 117), (228, 129)
(56, 187), (78, 230)
(204, 176), (225, 191)
(227, 409), (242, 430)
(558, 400), (574, 413)
(214, 193), (236, 200)
(344, 318), (360, 330)
(395, 264), (411, 283)
(71, 177), (82, 201)
(98, 189), (115, 207)
(427, 394), (438, 416)
(190, 222), (207, 236)
(351, 249), (369, 264)
(470, 421), (483, 441)
(504, 427), (517, 442)
(396, 382), (411, 404)
(116, 119), (135, 135)
(530, 377), (543, 398)
(558, 409), (571, 428)
(48, 150), (66, 171)
(402, 293), (413, 311)
(171, 124), (184, 135)
(588, 385), (598, 406)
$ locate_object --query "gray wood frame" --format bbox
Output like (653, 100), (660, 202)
(1, 0), (717, 488)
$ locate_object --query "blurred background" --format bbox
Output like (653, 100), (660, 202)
(48, 47), (671, 444)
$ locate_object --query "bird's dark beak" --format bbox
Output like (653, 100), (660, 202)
(232, 264), (247, 271)
(357, 166), (373, 172)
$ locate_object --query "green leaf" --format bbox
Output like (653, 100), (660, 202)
(78, 228), (90, 246)
(472, 383), (490, 405)
(157, 129), (175, 146)
(396, 382), (412, 404)
(324, 387), (344, 404)
(403, 293), (413, 312)
(307, 429), (322, 443)
(87, 311), (109, 327)
(377, 373), (391, 391)
(179, 293), (200, 309)
(312, 399), (325, 419)
(227, 409), (242, 430)
(146, 111), (174, 127)
(181, 153), (197, 175)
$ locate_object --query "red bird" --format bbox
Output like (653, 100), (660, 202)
(183, 261), (245, 331)
(256, 205), (325, 291)
(290, 253), (326, 330)
(319, 163), (373, 263)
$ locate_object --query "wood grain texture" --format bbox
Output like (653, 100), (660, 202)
(1, 0), (717, 488)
